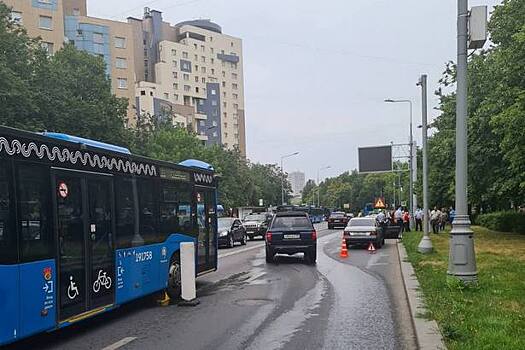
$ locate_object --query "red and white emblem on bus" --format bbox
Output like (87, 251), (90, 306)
(43, 267), (52, 281)
(58, 182), (68, 198)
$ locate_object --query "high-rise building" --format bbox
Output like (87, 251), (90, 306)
(3, 1), (247, 155)
(289, 171), (306, 197)
(130, 10), (246, 156)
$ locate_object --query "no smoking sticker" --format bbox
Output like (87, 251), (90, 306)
(58, 182), (68, 198)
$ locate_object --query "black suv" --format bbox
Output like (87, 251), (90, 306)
(242, 213), (271, 240)
(265, 211), (317, 264)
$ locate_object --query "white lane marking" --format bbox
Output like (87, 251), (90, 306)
(245, 271), (266, 283)
(101, 337), (137, 350)
(218, 243), (265, 259)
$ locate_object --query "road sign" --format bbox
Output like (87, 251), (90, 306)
(358, 145), (392, 173)
(374, 197), (386, 209)
(259, 199), (264, 206)
(343, 203), (350, 209)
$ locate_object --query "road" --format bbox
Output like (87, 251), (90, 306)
(7, 224), (417, 350)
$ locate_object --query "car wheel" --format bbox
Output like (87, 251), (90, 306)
(166, 254), (181, 300)
(241, 234), (247, 245)
(265, 247), (274, 263)
(307, 249), (317, 264)
(228, 235), (235, 248)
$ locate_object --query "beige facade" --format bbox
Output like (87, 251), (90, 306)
(130, 12), (247, 156)
(4, 0), (66, 55)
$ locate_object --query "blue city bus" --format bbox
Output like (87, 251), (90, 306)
(0, 126), (218, 346)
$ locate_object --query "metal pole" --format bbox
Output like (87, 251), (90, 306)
(449, 0), (477, 283)
(408, 101), (415, 230)
(417, 74), (432, 253)
(281, 157), (284, 205)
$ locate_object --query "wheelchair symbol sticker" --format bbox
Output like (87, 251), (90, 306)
(67, 276), (79, 300)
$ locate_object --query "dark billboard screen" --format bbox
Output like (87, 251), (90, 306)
(358, 145), (392, 173)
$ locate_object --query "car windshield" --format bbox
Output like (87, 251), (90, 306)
(271, 216), (312, 230)
(218, 218), (235, 230)
(349, 218), (375, 227)
(244, 214), (266, 221)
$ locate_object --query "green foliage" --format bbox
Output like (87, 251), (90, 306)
(476, 211), (525, 233)
(0, 3), (131, 145)
(429, 0), (525, 210)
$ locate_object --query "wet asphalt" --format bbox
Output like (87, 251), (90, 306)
(5, 224), (417, 350)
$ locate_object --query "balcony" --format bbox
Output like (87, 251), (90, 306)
(195, 113), (207, 120)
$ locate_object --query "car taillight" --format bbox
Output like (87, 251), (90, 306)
(311, 230), (317, 241)
(370, 231), (377, 235)
(266, 232), (272, 242)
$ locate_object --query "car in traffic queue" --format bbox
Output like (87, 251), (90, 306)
(343, 217), (385, 249)
(242, 213), (271, 240)
(265, 211), (317, 264)
(327, 211), (350, 229)
(218, 217), (248, 248)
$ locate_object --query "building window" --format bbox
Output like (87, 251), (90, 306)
(183, 74), (189, 81)
(172, 49), (177, 56)
(222, 71), (225, 77)
(223, 92), (226, 98)
(211, 89), (216, 95)
(94, 43), (104, 54)
(209, 36), (213, 42)
(194, 54), (198, 60)
(225, 132), (228, 138)
(117, 78), (128, 89)
(93, 32), (104, 44)
(201, 45), (205, 52)
(140, 90), (146, 95)
(232, 73), (238, 79)
(211, 58), (214, 64)
(222, 81), (226, 88)
(10, 11), (22, 24)
(194, 43), (198, 50)
(221, 50), (225, 54)
(211, 68), (215, 75)
(210, 47), (214, 54)
(198, 99), (204, 105)
(232, 83), (238, 90)
(233, 93), (238, 99)
(39, 16), (52, 30)
(172, 60), (178, 68)
(38, 0), (52, 3)
(224, 122), (228, 128)
(72, 8), (80, 16)
(231, 42), (234, 47)
(174, 94), (178, 100)
(212, 131), (217, 137)
(234, 103), (239, 109)
(184, 85), (191, 92)
(200, 120), (205, 126)
(223, 112), (227, 118)
(212, 121), (217, 127)
(115, 57), (127, 69)
(211, 100), (217, 106)
(182, 51), (188, 58)
(195, 87), (199, 93)
(195, 76), (199, 83)
(201, 67), (206, 73)
(41, 42), (54, 55)
(201, 77), (206, 83)
(115, 37), (126, 48)
(223, 102), (227, 108)
(173, 83), (178, 90)
(201, 56), (206, 63)
(173, 71), (178, 79)
(164, 93), (169, 99)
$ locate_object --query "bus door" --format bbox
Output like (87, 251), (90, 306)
(195, 188), (217, 273)
(52, 169), (115, 321)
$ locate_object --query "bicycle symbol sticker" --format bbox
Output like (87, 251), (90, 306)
(93, 269), (112, 293)
(67, 276), (79, 300)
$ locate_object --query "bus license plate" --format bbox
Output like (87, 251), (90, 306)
(284, 234), (300, 239)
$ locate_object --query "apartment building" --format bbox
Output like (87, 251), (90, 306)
(130, 9), (246, 156)
(4, 0), (66, 55)
(4, 0), (136, 125)
(289, 171), (306, 197)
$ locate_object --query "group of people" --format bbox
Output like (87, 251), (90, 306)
(375, 206), (456, 234)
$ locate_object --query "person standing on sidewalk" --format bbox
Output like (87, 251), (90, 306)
(395, 206), (404, 232)
(415, 208), (423, 231)
(403, 210), (411, 232)
(440, 208), (448, 230)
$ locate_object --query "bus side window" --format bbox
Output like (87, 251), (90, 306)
(0, 160), (17, 264)
(159, 181), (193, 237)
(17, 164), (53, 262)
(115, 177), (136, 249)
(137, 178), (160, 243)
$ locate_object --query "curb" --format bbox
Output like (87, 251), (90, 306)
(397, 241), (447, 350)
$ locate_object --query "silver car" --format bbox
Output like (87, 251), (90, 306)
(343, 217), (385, 249)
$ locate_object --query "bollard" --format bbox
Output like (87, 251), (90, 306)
(179, 242), (200, 306)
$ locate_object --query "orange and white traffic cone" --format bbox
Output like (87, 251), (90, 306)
(368, 242), (376, 254)
(340, 236), (348, 258)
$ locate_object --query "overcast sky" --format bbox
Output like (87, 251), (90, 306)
(89, 0), (501, 182)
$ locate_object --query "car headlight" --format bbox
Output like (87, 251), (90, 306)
(219, 231), (228, 237)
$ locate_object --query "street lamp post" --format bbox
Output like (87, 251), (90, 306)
(317, 166), (331, 207)
(384, 99), (416, 228)
(417, 74), (432, 254)
(449, 0), (477, 283)
(280, 152), (299, 205)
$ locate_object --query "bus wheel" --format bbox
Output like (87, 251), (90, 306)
(167, 254), (182, 300)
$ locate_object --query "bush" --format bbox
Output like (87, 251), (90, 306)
(476, 211), (525, 233)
